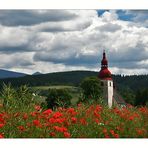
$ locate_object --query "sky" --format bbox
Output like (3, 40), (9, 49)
(0, 10), (148, 75)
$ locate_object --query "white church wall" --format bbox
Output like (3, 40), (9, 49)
(101, 80), (113, 108)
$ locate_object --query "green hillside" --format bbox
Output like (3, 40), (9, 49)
(0, 70), (148, 92)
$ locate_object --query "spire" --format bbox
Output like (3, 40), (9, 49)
(103, 50), (106, 59)
(98, 50), (112, 80)
(101, 50), (108, 69)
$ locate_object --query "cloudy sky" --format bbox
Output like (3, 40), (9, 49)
(0, 10), (148, 75)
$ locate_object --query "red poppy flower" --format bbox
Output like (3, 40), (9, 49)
(110, 130), (115, 135)
(54, 126), (68, 133)
(52, 112), (63, 118)
(129, 116), (134, 121)
(94, 111), (101, 118)
(17, 125), (25, 132)
(0, 133), (4, 138)
(43, 109), (52, 116)
(23, 113), (28, 120)
(104, 134), (110, 138)
(114, 134), (119, 138)
(50, 132), (56, 137)
(67, 108), (77, 116)
(34, 105), (41, 111)
(80, 118), (87, 125)
(103, 128), (107, 134)
(33, 120), (42, 127)
(0, 118), (5, 124)
(71, 117), (77, 124)
(0, 123), (4, 128)
(64, 132), (71, 138)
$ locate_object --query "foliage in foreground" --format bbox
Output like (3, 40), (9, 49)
(0, 102), (148, 138)
(0, 83), (36, 112)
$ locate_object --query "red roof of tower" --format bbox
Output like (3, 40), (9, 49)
(98, 50), (112, 80)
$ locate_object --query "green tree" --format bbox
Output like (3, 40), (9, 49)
(80, 76), (103, 103)
(119, 87), (135, 105)
(46, 88), (72, 109)
(135, 88), (148, 106)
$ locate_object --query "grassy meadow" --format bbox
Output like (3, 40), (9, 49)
(0, 84), (148, 138)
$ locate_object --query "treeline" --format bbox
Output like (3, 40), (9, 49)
(0, 70), (148, 106)
(0, 71), (148, 91)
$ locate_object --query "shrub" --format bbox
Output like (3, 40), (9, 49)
(135, 88), (148, 106)
(46, 88), (72, 109)
(0, 83), (35, 111)
(80, 76), (103, 103)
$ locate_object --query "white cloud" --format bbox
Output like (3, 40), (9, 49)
(0, 10), (147, 75)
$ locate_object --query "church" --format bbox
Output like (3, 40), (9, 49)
(98, 51), (126, 108)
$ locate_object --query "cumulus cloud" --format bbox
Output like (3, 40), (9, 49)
(0, 10), (78, 26)
(0, 10), (148, 75)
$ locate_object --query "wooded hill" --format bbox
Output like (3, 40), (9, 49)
(0, 70), (148, 92)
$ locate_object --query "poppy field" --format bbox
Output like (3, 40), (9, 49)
(0, 102), (148, 138)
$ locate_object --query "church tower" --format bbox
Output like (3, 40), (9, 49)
(98, 51), (113, 108)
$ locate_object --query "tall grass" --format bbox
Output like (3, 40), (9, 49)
(0, 84), (148, 138)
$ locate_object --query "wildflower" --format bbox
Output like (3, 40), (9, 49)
(17, 125), (25, 132)
(129, 116), (134, 121)
(95, 105), (102, 112)
(26, 122), (31, 128)
(103, 128), (107, 134)
(0, 123), (4, 128)
(136, 129), (145, 136)
(34, 105), (41, 111)
(99, 122), (104, 126)
(77, 103), (82, 107)
(30, 112), (37, 117)
(126, 104), (133, 108)
(95, 118), (100, 124)
(53, 112), (63, 118)
(50, 132), (56, 137)
(110, 130), (115, 135)
(0, 133), (4, 138)
(48, 118), (56, 124)
(33, 120), (42, 127)
(138, 107), (147, 113)
(114, 133), (119, 138)
(43, 109), (52, 116)
(0, 118), (5, 124)
(56, 118), (66, 124)
(67, 108), (77, 116)
(71, 117), (77, 124)
(23, 113), (28, 120)
(54, 126), (68, 133)
(94, 111), (101, 118)
(104, 134), (110, 138)
(80, 118), (87, 125)
(64, 121), (70, 127)
(64, 132), (71, 138)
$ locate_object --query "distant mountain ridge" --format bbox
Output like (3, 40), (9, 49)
(0, 70), (148, 92)
(32, 72), (42, 75)
(0, 69), (27, 79)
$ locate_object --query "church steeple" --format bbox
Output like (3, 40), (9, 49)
(98, 50), (113, 108)
(98, 50), (112, 80)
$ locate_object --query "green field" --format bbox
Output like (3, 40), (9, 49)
(32, 85), (80, 105)
(33, 85), (77, 90)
